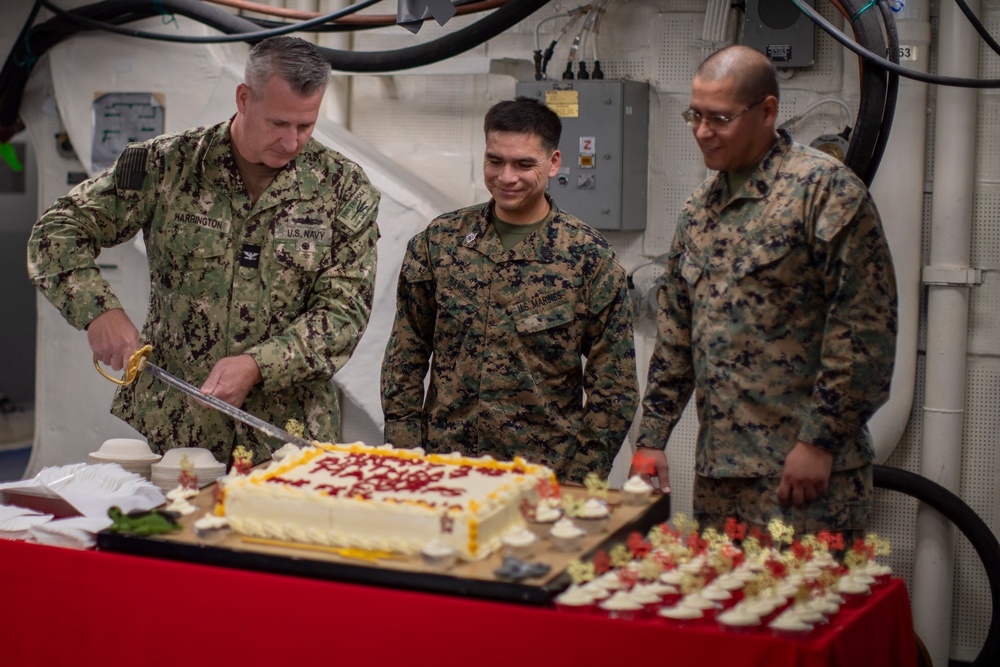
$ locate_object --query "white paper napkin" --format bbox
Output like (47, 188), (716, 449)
(27, 515), (113, 549)
(0, 504), (54, 540)
(0, 463), (166, 518)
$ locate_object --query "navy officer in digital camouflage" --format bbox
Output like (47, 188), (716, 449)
(28, 36), (380, 467)
(631, 45), (897, 539)
(381, 97), (639, 484)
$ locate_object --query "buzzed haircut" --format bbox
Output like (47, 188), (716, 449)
(696, 45), (780, 105)
(245, 36), (331, 98)
(484, 97), (562, 154)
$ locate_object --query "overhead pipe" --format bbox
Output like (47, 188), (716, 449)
(866, 3), (927, 465)
(913, 1), (982, 665)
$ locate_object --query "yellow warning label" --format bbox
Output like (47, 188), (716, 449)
(545, 89), (579, 118)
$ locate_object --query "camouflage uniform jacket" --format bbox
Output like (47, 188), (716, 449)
(28, 121), (381, 465)
(380, 197), (639, 483)
(637, 130), (897, 478)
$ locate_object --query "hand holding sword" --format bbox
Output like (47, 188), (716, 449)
(93, 343), (315, 449)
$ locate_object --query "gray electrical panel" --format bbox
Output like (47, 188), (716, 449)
(742, 0), (815, 68)
(516, 79), (649, 231)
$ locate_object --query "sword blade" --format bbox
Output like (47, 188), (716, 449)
(142, 361), (314, 449)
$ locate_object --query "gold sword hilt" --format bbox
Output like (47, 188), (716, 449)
(93, 344), (153, 385)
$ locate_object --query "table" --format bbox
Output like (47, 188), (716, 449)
(1, 539), (917, 667)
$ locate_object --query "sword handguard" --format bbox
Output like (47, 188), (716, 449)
(93, 344), (153, 385)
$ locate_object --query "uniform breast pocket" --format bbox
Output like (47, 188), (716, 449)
(513, 299), (575, 335)
(163, 227), (228, 267)
(511, 298), (578, 377)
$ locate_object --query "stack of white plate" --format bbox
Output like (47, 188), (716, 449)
(150, 447), (226, 493)
(87, 438), (161, 481)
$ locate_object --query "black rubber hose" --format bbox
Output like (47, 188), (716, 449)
(0, 0), (261, 135)
(0, 0), (553, 141)
(862, 0), (900, 185)
(834, 0), (890, 185)
(311, 0), (551, 72)
(873, 464), (1000, 667)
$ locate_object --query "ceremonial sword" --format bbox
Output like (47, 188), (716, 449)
(94, 344), (314, 449)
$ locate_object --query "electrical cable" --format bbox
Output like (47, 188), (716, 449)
(0, 0), (554, 140)
(873, 464), (1000, 667)
(824, 0), (889, 185)
(953, 0), (1000, 58)
(778, 97), (855, 129)
(864, 0), (900, 184)
(1, 0), (264, 137)
(201, 0), (506, 27)
(791, 0), (1000, 88)
(38, 0), (383, 43)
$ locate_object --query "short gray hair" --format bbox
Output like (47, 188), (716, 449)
(244, 36), (330, 97)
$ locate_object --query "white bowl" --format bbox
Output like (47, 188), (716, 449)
(157, 447), (222, 468)
(95, 438), (157, 460)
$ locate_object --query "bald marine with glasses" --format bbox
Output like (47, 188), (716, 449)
(630, 45), (898, 543)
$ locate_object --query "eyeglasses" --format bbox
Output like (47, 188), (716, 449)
(681, 98), (766, 131)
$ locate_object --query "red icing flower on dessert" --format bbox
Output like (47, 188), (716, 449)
(817, 530), (844, 551)
(593, 549), (612, 575)
(627, 531), (652, 559)
(724, 517), (747, 542)
(536, 477), (561, 502)
(790, 540), (812, 561)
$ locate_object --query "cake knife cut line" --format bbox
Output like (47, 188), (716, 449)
(94, 344), (315, 449)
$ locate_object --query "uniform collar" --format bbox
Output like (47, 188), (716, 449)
(462, 195), (558, 263)
(202, 119), (315, 207)
(706, 128), (793, 211)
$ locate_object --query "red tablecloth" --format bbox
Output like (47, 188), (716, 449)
(0, 539), (916, 667)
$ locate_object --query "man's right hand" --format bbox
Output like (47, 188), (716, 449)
(87, 308), (140, 371)
(630, 446), (671, 494)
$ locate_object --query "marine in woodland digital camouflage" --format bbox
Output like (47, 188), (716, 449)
(381, 196), (639, 483)
(28, 120), (380, 466)
(638, 129), (897, 479)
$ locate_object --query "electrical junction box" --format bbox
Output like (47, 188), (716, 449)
(515, 79), (649, 231)
(742, 0), (815, 68)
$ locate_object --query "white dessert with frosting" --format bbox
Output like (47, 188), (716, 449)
(717, 607), (762, 629)
(837, 575), (871, 596)
(550, 518), (584, 540)
(165, 496), (197, 516)
(701, 585), (733, 604)
(621, 475), (654, 504)
(743, 596), (779, 618)
(598, 590), (644, 613)
(789, 603), (825, 625)
(630, 583), (663, 606)
(659, 568), (686, 586)
(193, 514), (229, 530)
(532, 501), (561, 523)
(644, 580), (679, 598)
(221, 442), (556, 560)
(713, 572), (745, 592)
(166, 485), (199, 501)
(581, 581), (611, 601)
(555, 585), (595, 607)
(596, 570), (626, 591)
(577, 498), (610, 519)
(769, 610), (813, 634)
(865, 560), (893, 581)
(806, 595), (840, 617)
(502, 526), (538, 548)
(658, 604), (704, 621)
(680, 592), (718, 612)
